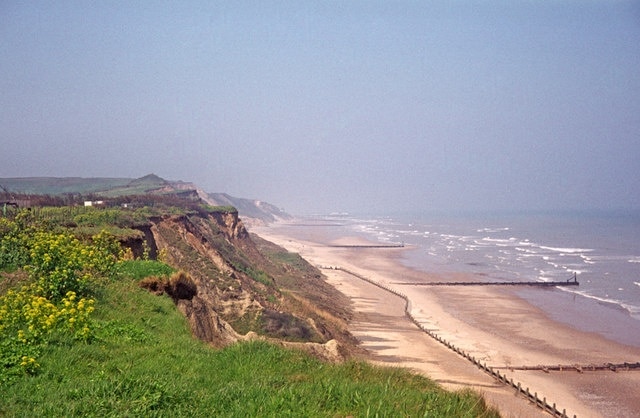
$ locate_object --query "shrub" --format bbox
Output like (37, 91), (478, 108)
(0, 285), (95, 383)
(0, 217), (31, 270)
(0, 219), (120, 384)
(26, 230), (93, 301)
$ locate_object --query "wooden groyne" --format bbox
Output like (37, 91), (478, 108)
(284, 223), (345, 227)
(493, 362), (640, 373)
(392, 279), (579, 287)
(321, 265), (579, 418)
(327, 244), (405, 248)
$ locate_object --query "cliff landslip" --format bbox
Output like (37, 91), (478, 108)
(138, 209), (356, 360)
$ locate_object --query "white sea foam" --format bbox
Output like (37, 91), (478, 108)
(482, 237), (517, 243)
(354, 212), (640, 337)
(440, 234), (462, 239)
(581, 255), (596, 264)
(516, 253), (541, 259)
(567, 269), (589, 275)
(539, 245), (594, 253)
(480, 238), (518, 248)
(477, 227), (510, 233)
(516, 247), (541, 254)
(560, 288), (640, 319)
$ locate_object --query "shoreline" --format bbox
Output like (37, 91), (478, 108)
(252, 221), (640, 418)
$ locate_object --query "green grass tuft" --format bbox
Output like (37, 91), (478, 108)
(117, 260), (174, 281)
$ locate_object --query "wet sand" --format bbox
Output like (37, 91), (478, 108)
(252, 222), (640, 418)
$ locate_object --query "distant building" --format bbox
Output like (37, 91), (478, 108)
(84, 200), (104, 207)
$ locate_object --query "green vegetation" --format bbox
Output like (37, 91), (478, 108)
(0, 208), (499, 417)
(1, 264), (497, 417)
(26, 205), (165, 228)
(117, 259), (174, 281)
(0, 214), (121, 384)
(204, 204), (238, 214)
(0, 177), (131, 195)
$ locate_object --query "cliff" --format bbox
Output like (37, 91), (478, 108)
(139, 210), (356, 359)
(203, 192), (292, 225)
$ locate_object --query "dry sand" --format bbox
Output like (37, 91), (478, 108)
(252, 222), (640, 418)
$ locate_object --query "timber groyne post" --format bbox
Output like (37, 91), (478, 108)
(321, 265), (577, 418)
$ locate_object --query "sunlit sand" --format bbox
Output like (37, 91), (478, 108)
(253, 222), (640, 418)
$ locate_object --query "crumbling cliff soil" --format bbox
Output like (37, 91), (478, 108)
(139, 211), (360, 360)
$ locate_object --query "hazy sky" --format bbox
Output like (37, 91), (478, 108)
(2, 1), (639, 215)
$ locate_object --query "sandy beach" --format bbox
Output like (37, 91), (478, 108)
(252, 222), (640, 418)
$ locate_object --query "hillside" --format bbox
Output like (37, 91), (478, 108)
(0, 174), (291, 223)
(0, 176), (131, 195)
(204, 192), (292, 224)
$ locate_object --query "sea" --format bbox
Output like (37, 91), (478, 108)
(317, 209), (640, 347)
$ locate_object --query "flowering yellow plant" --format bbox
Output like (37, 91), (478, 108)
(1, 217), (118, 383)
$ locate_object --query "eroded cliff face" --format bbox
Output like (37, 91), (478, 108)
(148, 212), (256, 346)
(143, 211), (353, 359)
(207, 211), (248, 240)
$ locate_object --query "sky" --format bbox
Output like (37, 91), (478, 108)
(1, 1), (639, 215)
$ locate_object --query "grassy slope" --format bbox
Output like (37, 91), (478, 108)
(0, 260), (498, 417)
(0, 174), (176, 198)
(0, 177), (132, 195)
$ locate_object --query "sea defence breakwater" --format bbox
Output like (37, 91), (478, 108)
(254, 220), (640, 417)
(320, 264), (638, 418)
(391, 278), (579, 287)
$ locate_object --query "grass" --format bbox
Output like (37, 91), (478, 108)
(117, 259), (175, 281)
(0, 260), (499, 417)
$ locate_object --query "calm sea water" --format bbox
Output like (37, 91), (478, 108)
(324, 210), (640, 346)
